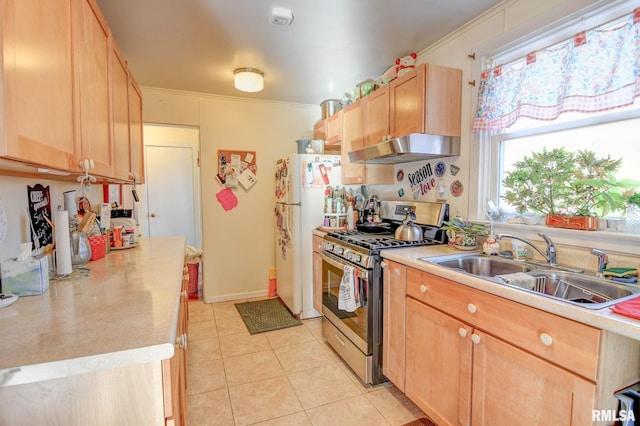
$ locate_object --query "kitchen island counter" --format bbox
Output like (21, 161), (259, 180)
(0, 236), (186, 387)
(382, 245), (640, 341)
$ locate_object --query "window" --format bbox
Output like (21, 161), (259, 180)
(476, 6), (640, 222)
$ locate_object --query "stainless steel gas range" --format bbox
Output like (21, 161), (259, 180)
(319, 200), (449, 384)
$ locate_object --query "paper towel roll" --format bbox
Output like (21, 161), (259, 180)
(54, 210), (72, 275)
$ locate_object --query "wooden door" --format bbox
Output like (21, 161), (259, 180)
(405, 298), (472, 426)
(129, 76), (144, 183)
(471, 330), (595, 425)
(110, 42), (131, 181)
(382, 261), (406, 391)
(390, 64), (426, 137)
(2, 0), (77, 170)
(363, 86), (389, 146)
(340, 101), (365, 184)
(73, 0), (114, 177)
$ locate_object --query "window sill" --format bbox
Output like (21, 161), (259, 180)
(486, 221), (640, 257)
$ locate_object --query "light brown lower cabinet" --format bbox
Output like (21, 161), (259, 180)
(383, 263), (640, 426)
(0, 269), (189, 426)
(312, 234), (324, 314)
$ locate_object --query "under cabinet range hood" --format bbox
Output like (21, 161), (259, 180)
(348, 133), (460, 164)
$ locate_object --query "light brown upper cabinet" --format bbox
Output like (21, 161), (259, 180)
(1, 0), (78, 171)
(72, 0), (114, 178)
(390, 63), (462, 138)
(111, 42), (145, 184)
(363, 85), (390, 147)
(0, 0), (142, 182)
(313, 120), (326, 141)
(341, 100), (394, 185)
(325, 110), (342, 145)
(110, 42), (131, 181)
(128, 75), (144, 184)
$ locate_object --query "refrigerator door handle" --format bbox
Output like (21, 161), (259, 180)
(276, 202), (302, 206)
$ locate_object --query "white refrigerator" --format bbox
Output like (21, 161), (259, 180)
(275, 153), (341, 318)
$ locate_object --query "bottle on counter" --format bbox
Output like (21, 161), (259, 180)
(347, 204), (355, 230)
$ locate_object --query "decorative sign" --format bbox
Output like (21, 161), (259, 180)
(27, 184), (53, 250)
(216, 150), (257, 189)
(408, 162), (437, 198)
(435, 162), (446, 177)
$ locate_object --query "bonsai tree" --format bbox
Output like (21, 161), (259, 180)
(502, 148), (637, 217)
(501, 147), (579, 215)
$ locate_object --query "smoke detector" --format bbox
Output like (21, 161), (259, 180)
(271, 8), (294, 26)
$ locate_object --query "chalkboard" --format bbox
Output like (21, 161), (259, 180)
(28, 184), (53, 250)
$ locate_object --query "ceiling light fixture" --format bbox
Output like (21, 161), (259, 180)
(234, 68), (264, 92)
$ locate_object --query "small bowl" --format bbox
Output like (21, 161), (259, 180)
(522, 213), (541, 225)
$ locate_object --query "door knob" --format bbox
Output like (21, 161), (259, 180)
(150, 213), (156, 218)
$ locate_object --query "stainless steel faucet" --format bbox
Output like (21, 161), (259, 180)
(591, 249), (609, 275)
(497, 232), (557, 265)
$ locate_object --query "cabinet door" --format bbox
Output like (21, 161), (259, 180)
(325, 111), (342, 145)
(382, 261), (406, 390)
(312, 250), (323, 314)
(110, 42), (131, 181)
(471, 330), (595, 425)
(340, 102), (365, 184)
(129, 76), (144, 183)
(405, 298), (472, 426)
(313, 120), (326, 141)
(2, 0), (77, 170)
(389, 64), (425, 137)
(73, 0), (114, 177)
(363, 86), (389, 146)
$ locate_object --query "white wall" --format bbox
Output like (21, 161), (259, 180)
(138, 0), (618, 301)
(142, 88), (319, 302)
(0, 176), (101, 263)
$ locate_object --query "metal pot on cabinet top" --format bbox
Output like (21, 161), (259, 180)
(320, 99), (342, 119)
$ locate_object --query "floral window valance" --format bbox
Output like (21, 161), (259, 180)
(472, 8), (640, 132)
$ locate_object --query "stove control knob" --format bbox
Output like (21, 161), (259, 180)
(323, 242), (334, 251)
(353, 253), (362, 262)
(335, 247), (344, 255)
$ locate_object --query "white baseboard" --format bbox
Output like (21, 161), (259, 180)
(204, 289), (269, 304)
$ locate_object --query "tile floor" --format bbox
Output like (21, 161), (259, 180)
(187, 297), (428, 426)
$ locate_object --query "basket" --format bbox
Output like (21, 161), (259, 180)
(89, 235), (106, 261)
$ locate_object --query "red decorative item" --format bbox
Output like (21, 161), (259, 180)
(545, 214), (599, 230)
(89, 235), (106, 261)
(573, 31), (587, 47)
(216, 188), (238, 211)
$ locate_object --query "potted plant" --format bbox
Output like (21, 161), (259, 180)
(442, 217), (487, 249)
(501, 148), (637, 230)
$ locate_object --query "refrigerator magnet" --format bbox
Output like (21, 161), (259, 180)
(450, 180), (464, 197)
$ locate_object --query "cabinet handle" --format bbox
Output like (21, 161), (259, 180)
(381, 261), (388, 268)
(181, 290), (188, 299)
(419, 284), (427, 293)
(471, 334), (481, 344)
(467, 303), (477, 314)
(333, 333), (346, 347)
(458, 328), (468, 338)
(539, 333), (553, 346)
(176, 333), (187, 349)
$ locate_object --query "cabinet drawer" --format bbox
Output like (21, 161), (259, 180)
(407, 268), (600, 381)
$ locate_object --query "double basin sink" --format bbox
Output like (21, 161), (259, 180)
(420, 253), (640, 309)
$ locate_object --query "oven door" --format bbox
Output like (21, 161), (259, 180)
(319, 251), (372, 355)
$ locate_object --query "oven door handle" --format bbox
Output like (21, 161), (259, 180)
(319, 251), (370, 277)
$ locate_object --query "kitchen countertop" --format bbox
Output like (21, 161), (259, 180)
(382, 245), (640, 341)
(0, 236), (186, 387)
